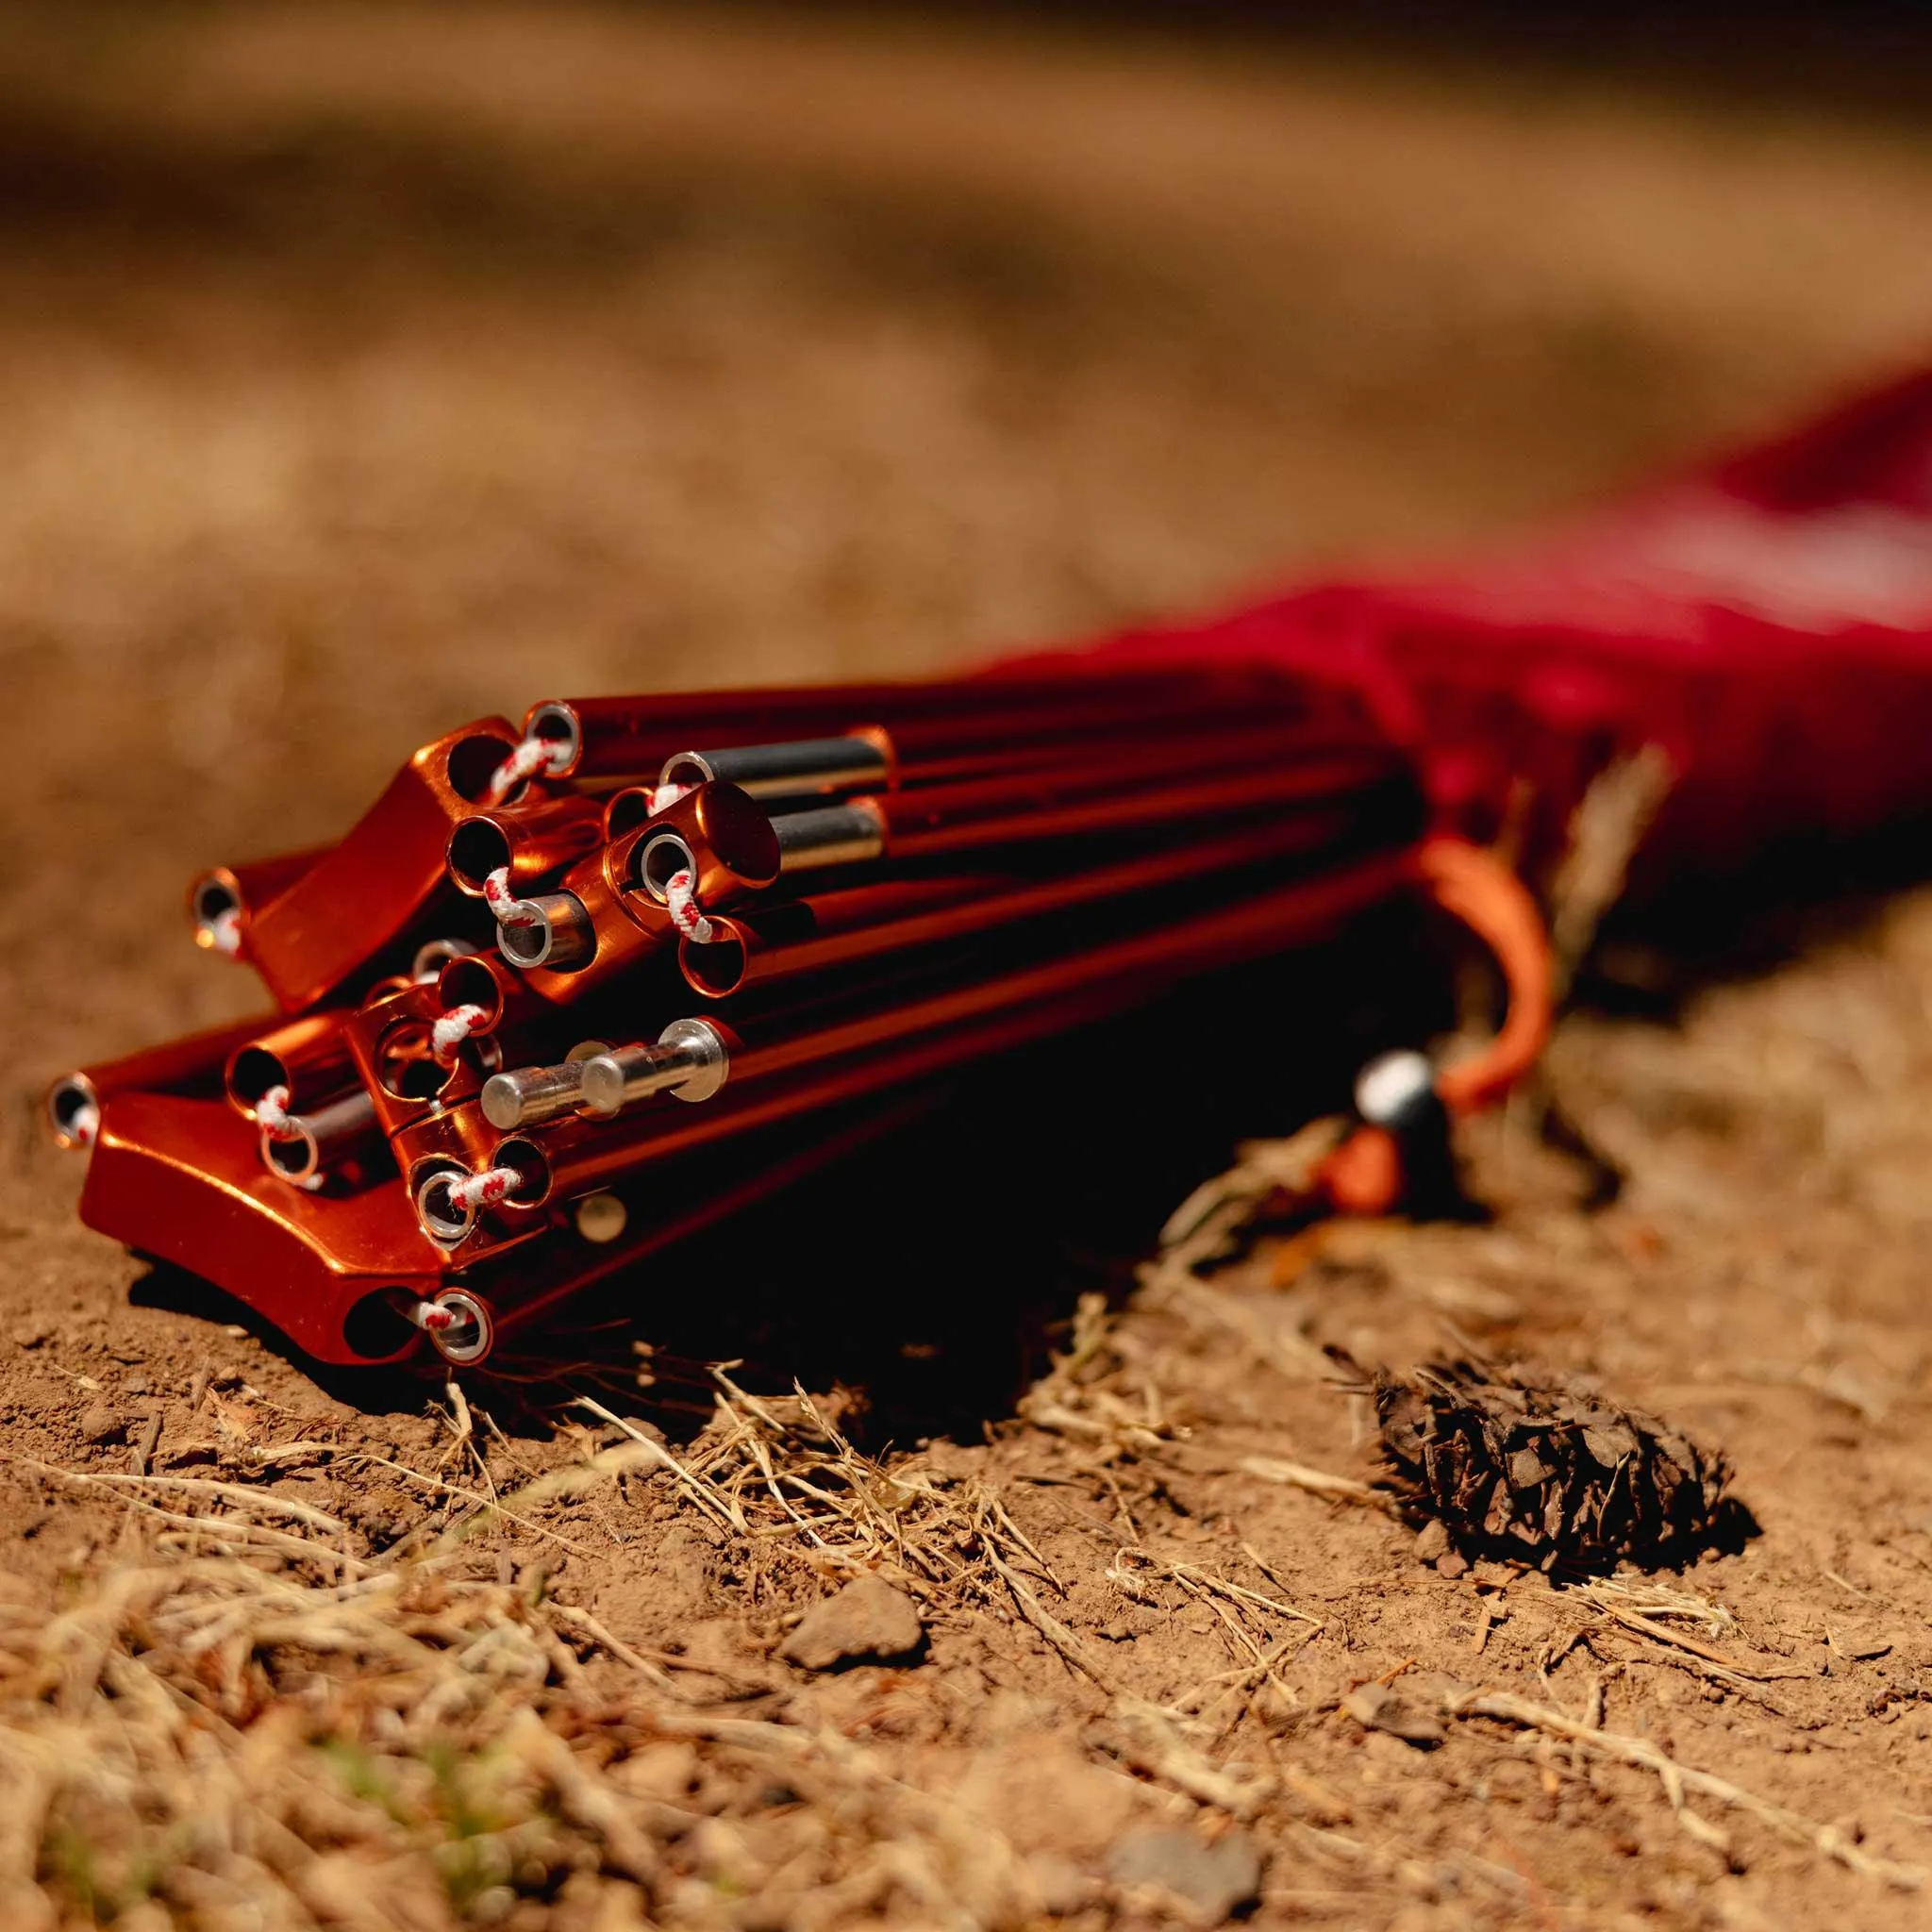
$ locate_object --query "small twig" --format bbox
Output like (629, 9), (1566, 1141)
(575, 1397), (749, 1537)
(5, 1456), (351, 1534)
(1191, 1628), (1314, 1736)
(1238, 1455), (1388, 1507)
(344, 1454), (599, 1557)
(443, 1378), (473, 1446)
(1110, 1548), (1323, 1629)
(1546, 743), (1674, 1003)
(544, 1600), (680, 1693)
(1106, 1698), (1273, 1818)
(980, 1539), (1117, 1694)
(1823, 1568), (1878, 1603)
(1444, 1686), (1924, 1889)
(139, 1505), (368, 1574)
(235, 1441), (337, 1470)
(1585, 1602), (1807, 1684)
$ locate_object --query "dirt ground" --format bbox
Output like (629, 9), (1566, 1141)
(6, 6), (1932, 1927)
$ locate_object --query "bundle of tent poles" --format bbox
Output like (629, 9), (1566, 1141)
(50, 664), (1512, 1369)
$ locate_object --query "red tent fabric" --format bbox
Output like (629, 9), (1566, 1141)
(1046, 367), (1932, 891)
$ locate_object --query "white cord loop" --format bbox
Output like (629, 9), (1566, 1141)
(482, 867), (541, 929)
(254, 1085), (305, 1141)
(651, 780), (695, 815)
(484, 735), (569, 805)
(446, 1165), (522, 1216)
(431, 1004), (491, 1063)
(664, 867), (716, 944)
(207, 908), (243, 957)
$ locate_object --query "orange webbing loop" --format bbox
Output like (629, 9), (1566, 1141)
(1316, 836), (1553, 1217)
(1416, 836), (1554, 1118)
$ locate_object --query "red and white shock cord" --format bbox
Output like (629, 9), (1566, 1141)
(445, 1165), (522, 1217)
(408, 1299), (458, 1333)
(410, 943), (490, 1063)
(664, 867), (716, 944)
(641, 779), (713, 939)
(207, 908), (244, 958)
(430, 1004), (491, 1063)
(67, 1100), (100, 1149)
(484, 752), (705, 927)
(481, 866), (541, 930)
(484, 735), (570, 806)
(254, 1085), (306, 1141)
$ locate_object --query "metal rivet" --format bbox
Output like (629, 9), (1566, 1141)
(575, 1192), (628, 1244)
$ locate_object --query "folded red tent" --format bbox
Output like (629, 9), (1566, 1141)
(1047, 365), (1932, 891)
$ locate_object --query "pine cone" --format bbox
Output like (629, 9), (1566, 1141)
(1357, 1357), (1746, 1572)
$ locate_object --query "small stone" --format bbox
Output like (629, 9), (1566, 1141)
(614, 1740), (697, 1802)
(1106, 1829), (1262, 1924)
(1413, 1520), (1449, 1563)
(1435, 1551), (1471, 1580)
(778, 1575), (924, 1671)
(79, 1404), (125, 1445)
(1829, 1623), (1898, 1662)
(1341, 1681), (1446, 1747)
(124, 1374), (150, 1397)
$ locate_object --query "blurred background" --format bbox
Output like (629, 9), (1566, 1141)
(8, 0), (1932, 1088)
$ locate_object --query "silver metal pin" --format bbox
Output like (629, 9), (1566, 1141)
(577, 1018), (729, 1114)
(771, 802), (886, 873)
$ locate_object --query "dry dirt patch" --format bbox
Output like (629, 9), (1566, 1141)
(3, 8), (1932, 1926)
